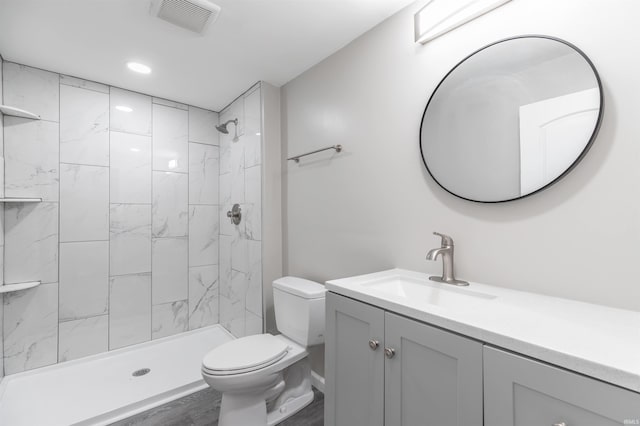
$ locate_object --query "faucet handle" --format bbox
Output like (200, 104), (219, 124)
(433, 232), (454, 247)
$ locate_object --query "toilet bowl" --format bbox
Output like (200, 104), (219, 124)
(201, 276), (326, 426)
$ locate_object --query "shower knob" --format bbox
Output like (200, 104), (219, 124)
(226, 204), (242, 225)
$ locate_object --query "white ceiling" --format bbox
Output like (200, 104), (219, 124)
(0, 0), (415, 111)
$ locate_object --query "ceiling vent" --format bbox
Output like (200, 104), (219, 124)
(150, 0), (221, 34)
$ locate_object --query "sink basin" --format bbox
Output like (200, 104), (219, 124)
(358, 275), (496, 309)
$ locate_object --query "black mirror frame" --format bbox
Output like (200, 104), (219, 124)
(419, 35), (604, 203)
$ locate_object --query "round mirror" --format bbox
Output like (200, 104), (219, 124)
(420, 36), (603, 203)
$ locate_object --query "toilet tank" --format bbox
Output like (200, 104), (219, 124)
(273, 277), (326, 347)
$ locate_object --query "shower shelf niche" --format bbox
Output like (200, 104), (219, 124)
(0, 281), (41, 294)
(0, 105), (41, 120)
(0, 197), (43, 203)
(0, 106), (43, 296)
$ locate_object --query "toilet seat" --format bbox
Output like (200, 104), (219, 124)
(202, 334), (289, 376)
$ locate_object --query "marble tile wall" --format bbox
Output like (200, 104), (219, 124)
(1, 62), (220, 374)
(187, 105), (220, 332)
(3, 62), (60, 375)
(219, 84), (263, 338)
(0, 57), (4, 380)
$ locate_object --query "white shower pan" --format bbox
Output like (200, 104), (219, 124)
(0, 324), (233, 426)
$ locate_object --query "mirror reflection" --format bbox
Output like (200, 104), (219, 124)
(420, 36), (603, 202)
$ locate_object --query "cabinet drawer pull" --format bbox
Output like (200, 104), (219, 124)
(553, 423), (567, 426)
(368, 339), (380, 350)
(384, 347), (396, 359)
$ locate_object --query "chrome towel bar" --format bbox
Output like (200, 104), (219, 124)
(288, 144), (342, 163)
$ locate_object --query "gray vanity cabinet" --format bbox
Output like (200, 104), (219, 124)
(325, 292), (484, 426)
(325, 292), (385, 426)
(384, 312), (483, 425)
(484, 346), (640, 426)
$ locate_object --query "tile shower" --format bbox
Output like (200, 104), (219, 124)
(218, 85), (263, 337)
(0, 61), (264, 377)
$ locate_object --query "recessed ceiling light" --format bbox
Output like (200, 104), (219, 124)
(127, 62), (152, 74)
(256, 132), (261, 136)
(116, 105), (133, 113)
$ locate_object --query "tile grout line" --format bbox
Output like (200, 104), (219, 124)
(60, 81), (108, 95)
(1, 59), (4, 376)
(58, 312), (108, 324)
(108, 202), (153, 206)
(57, 72), (61, 365)
(189, 140), (220, 148)
(59, 239), (110, 244)
(109, 271), (152, 278)
(107, 84), (111, 354)
(187, 106), (190, 333)
(150, 98), (154, 342)
(59, 161), (110, 169)
(151, 100), (188, 111)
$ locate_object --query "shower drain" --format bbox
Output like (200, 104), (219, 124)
(132, 368), (151, 377)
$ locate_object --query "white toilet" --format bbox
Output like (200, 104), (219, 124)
(202, 276), (326, 426)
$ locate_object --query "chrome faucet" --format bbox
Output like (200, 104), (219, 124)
(426, 232), (469, 286)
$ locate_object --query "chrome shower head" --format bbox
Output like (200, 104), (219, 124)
(215, 118), (238, 135)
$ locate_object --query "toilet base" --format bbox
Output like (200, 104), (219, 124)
(217, 384), (314, 426)
(266, 389), (314, 426)
(215, 358), (315, 426)
(218, 378), (284, 426)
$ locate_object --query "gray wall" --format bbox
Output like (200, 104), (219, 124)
(282, 0), (640, 312)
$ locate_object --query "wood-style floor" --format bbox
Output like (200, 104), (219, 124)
(110, 387), (324, 426)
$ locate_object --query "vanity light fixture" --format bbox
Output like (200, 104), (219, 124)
(126, 62), (152, 74)
(414, 0), (512, 44)
(115, 105), (133, 113)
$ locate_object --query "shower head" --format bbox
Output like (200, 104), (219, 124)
(215, 118), (238, 135)
(216, 118), (240, 142)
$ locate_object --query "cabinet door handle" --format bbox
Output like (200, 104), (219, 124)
(368, 339), (380, 350)
(384, 347), (396, 359)
(553, 423), (567, 426)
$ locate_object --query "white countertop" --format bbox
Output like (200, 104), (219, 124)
(325, 268), (640, 393)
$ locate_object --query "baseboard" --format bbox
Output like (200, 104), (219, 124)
(311, 370), (324, 394)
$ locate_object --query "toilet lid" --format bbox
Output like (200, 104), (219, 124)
(202, 334), (289, 374)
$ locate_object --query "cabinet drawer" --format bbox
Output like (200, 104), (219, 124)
(484, 346), (640, 426)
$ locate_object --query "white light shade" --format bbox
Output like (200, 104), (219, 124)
(126, 62), (152, 74)
(414, 0), (512, 44)
(115, 105), (133, 113)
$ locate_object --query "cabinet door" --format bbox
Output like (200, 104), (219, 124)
(325, 292), (385, 426)
(484, 346), (640, 426)
(384, 312), (483, 426)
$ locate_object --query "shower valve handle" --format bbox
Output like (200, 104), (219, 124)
(227, 204), (242, 225)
